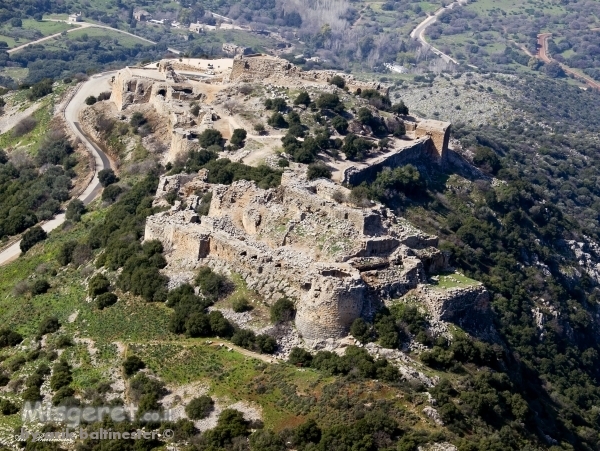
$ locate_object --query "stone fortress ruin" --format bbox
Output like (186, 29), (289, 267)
(110, 54), (451, 182)
(107, 54), (488, 344)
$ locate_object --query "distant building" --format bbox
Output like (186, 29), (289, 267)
(68, 13), (82, 23)
(133, 10), (151, 21)
(149, 19), (165, 25)
(189, 22), (216, 33)
(222, 43), (252, 56)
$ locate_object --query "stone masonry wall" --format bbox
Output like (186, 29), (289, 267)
(342, 138), (432, 186)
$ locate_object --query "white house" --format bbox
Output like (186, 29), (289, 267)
(68, 12), (82, 23)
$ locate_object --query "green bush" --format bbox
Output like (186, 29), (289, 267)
(85, 96), (97, 105)
(232, 296), (252, 313)
(331, 115), (348, 134)
(123, 355), (146, 377)
(198, 129), (223, 148)
(194, 266), (229, 302)
(306, 163), (332, 181)
(329, 75), (346, 88)
(294, 91), (311, 106)
(88, 273), (110, 297)
(98, 169), (118, 187)
(66, 199), (86, 222)
(342, 134), (373, 161)
(50, 359), (72, 391)
(350, 318), (371, 344)
(0, 329), (23, 348)
(391, 101), (409, 115)
(38, 316), (60, 336)
(230, 128), (247, 147)
(20, 226), (47, 253)
(130, 112), (146, 128)
(31, 279), (50, 295)
(316, 93), (344, 113)
(102, 184), (123, 202)
(264, 98), (287, 112)
(288, 347), (313, 366)
(270, 297), (295, 323)
(0, 399), (19, 415)
(185, 395), (214, 420)
(96, 292), (118, 309)
(267, 112), (288, 129)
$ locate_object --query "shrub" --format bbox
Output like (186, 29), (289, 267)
(270, 297), (295, 323)
(185, 312), (212, 337)
(254, 123), (266, 134)
(50, 359), (72, 391)
(20, 226), (47, 253)
(316, 93), (343, 112)
(66, 199), (86, 222)
(89, 273), (110, 297)
(98, 169), (118, 187)
(288, 347), (313, 366)
(472, 146), (501, 174)
(264, 98), (287, 112)
(97, 91), (111, 101)
(294, 91), (311, 106)
(186, 395), (214, 420)
(198, 129), (223, 148)
(0, 399), (19, 415)
(230, 128), (247, 147)
(329, 75), (346, 88)
(52, 386), (75, 406)
(267, 112), (288, 129)
(277, 158), (289, 168)
(255, 334), (277, 354)
(85, 96), (97, 105)
(38, 316), (60, 336)
(231, 329), (256, 348)
(0, 329), (23, 348)
(190, 104), (200, 116)
(391, 101), (409, 115)
(102, 184), (122, 202)
(31, 279), (50, 295)
(232, 296), (252, 313)
(342, 134), (373, 161)
(27, 79), (53, 101)
(123, 355), (146, 377)
(194, 267), (228, 302)
(13, 116), (37, 137)
(306, 163), (331, 181)
(239, 84), (253, 95)
(130, 112), (146, 127)
(357, 107), (373, 125)
(331, 115), (348, 134)
(96, 292), (118, 309)
(350, 318), (371, 343)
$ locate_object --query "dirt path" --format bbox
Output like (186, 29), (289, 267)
(537, 33), (600, 90)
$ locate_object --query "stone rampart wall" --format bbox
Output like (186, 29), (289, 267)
(342, 138), (432, 186)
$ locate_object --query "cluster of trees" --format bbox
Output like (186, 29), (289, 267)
(0, 131), (77, 240)
(166, 267), (277, 354)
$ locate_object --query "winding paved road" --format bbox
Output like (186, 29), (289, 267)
(410, 0), (468, 65)
(0, 72), (115, 266)
(7, 20), (180, 55)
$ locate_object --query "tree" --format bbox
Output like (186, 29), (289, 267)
(264, 98), (287, 112)
(186, 395), (214, 419)
(270, 297), (295, 323)
(230, 128), (247, 147)
(294, 91), (311, 106)
(98, 168), (118, 187)
(11, 18), (22, 27)
(66, 199), (86, 222)
(102, 184), (122, 202)
(306, 163), (332, 180)
(123, 355), (146, 376)
(391, 101), (409, 115)
(329, 75), (346, 89)
(350, 318), (371, 343)
(232, 296), (252, 312)
(97, 292), (118, 309)
(31, 279), (50, 295)
(357, 107), (373, 125)
(250, 429), (286, 451)
(288, 347), (313, 366)
(331, 116), (348, 134)
(198, 129), (223, 148)
(130, 112), (146, 127)
(88, 273), (110, 297)
(195, 266), (228, 302)
(85, 96), (97, 105)
(342, 134), (373, 161)
(316, 93), (343, 112)
(0, 329), (23, 348)
(267, 112), (288, 129)
(472, 146), (501, 174)
(28, 79), (53, 101)
(185, 312), (212, 337)
(20, 226), (47, 253)
(38, 316), (60, 336)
